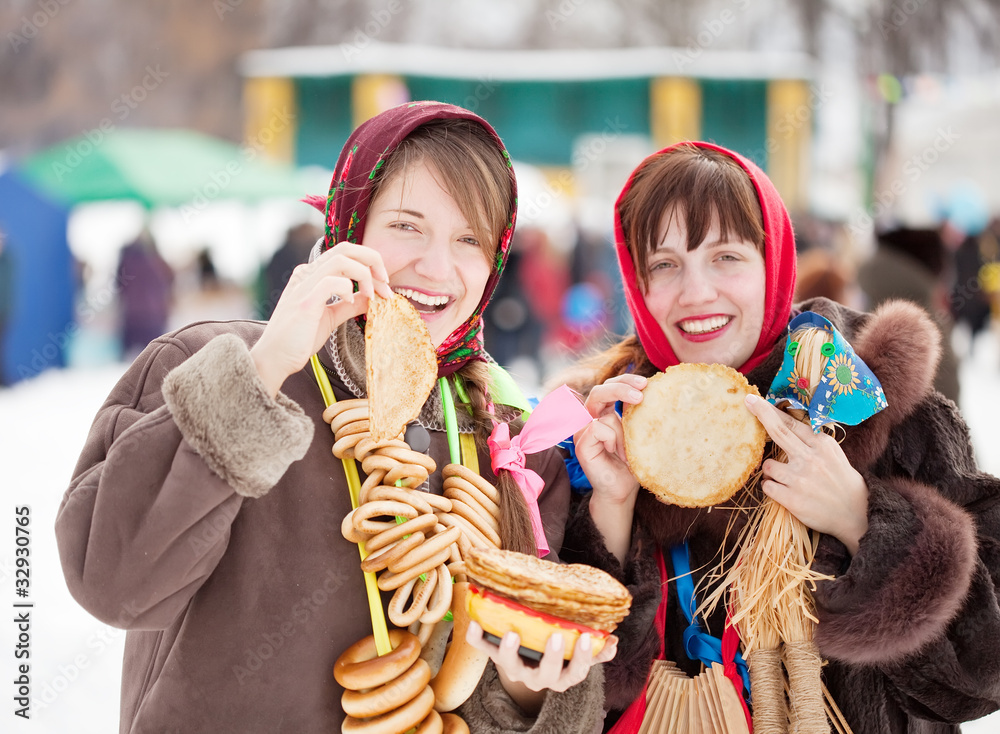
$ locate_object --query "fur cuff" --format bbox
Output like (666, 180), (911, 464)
(814, 473), (976, 664)
(162, 334), (314, 498)
(456, 661), (605, 734)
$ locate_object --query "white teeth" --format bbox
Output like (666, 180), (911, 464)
(679, 316), (731, 334)
(393, 288), (449, 307)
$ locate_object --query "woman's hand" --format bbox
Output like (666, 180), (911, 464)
(573, 374), (646, 563)
(744, 394), (869, 554)
(250, 242), (393, 397)
(574, 374), (646, 505)
(465, 620), (618, 715)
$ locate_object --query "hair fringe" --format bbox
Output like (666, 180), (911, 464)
(456, 360), (537, 556)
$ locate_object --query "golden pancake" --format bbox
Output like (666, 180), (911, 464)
(364, 293), (438, 443)
(622, 363), (766, 508)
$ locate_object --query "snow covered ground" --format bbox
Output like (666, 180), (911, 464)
(1, 331), (999, 732)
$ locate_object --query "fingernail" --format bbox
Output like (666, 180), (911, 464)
(745, 394), (759, 405)
(628, 389), (643, 402)
(550, 633), (564, 652)
(579, 634), (591, 652)
(503, 633), (518, 650)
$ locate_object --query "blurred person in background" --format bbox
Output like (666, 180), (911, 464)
(940, 183), (992, 356)
(482, 227), (543, 374)
(858, 227), (961, 403)
(794, 247), (858, 307)
(0, 227), (13, 386)
(258, 221), (320, 319)
(115, 228), (175, 362)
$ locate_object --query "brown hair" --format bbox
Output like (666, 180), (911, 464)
(374, 119), (535, 554)
(618, 144), (766, 292)
(369, 118), (514, 264)
(456, 361), (537, 556)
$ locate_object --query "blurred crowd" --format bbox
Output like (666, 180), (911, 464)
(3, 192), (1000, 403)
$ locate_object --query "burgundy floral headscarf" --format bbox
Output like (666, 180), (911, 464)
(305, 101), (517, 377)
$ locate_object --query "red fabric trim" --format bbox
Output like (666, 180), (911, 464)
(612, 142), (797, 376)
(723, 611), (754, 732)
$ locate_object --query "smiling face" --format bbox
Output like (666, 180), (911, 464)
(643, 208), (766, 369)
(362, 159), (493, 348)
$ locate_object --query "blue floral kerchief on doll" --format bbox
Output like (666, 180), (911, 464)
(765, 311), (887, 432)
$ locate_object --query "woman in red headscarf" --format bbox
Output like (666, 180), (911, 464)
(56, 102), (610, 733)
(560, 143), (1000, 733)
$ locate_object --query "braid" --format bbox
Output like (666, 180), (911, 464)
(455, 361), (537, 556)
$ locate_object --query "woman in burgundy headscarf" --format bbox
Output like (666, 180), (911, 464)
(57, 102), (609, 733)
(560, 143), (1000, 734)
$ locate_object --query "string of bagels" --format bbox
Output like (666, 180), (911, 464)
(317, 292), (597, 734)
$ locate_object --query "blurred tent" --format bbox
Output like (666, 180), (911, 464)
(0, 169), (74, 385)
(19, 128), (313, 209)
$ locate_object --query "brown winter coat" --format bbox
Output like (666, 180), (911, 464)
(562, 298), (1000, 734)
(55, 319), (604, 734)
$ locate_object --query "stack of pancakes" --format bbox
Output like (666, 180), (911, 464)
(465, 547), (632, 658)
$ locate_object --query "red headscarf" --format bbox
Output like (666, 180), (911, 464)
(613, 142), (797, 375)
(304, 101), (517, 377)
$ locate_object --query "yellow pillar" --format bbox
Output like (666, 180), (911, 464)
(352, 74), (408, 129)
(243, 76), (296, 163)
(766, 79), (812, 213)
(650, 77), (702, 149)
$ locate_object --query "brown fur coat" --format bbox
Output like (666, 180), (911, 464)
(563, 298), (1000, 734)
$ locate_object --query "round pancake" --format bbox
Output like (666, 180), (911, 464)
(364, 293), (438, 442)
(622, 363), (766, 508)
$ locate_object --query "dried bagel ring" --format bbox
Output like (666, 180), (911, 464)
(361, 531), (426, 574)
(448, 501), (501, 547)
(354, 437), (408, 462)
(385, 463), (430, 488)
(389, 571), (438, 627)
(322, 399), (369, 424)
(438, 513), (495, 551)
(388, 526), (462, 574)
(334, 431), (370, 460)
(365, 514), (437, 552)
(422, 493), (453, 513)
(442, 476), (500, 518)
(443, 464), (500, 504)
(420, 564), (453, 625)
(443, 486), (499, 531)
(376, 445), (437, 473)
(341, 510), (366, 544)
(366, 486), (435, 516)
(378, 548), (452, 591)
(342, 657), (432, 718)
(342, 684), (436, 734)
(334, 629), (421, 690)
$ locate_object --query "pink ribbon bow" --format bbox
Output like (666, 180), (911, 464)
(488, 385), (593, 557)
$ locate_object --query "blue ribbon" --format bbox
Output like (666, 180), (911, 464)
(670, 543), (751, 699)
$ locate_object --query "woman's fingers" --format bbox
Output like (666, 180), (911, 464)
(744, 394), (815, 454)
(585, 374), (646, 418)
